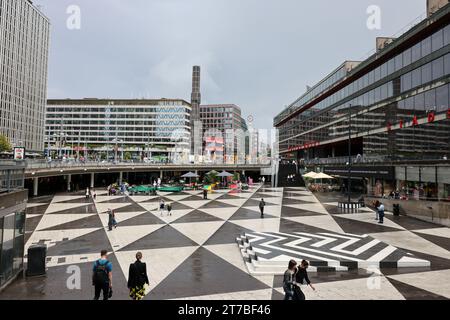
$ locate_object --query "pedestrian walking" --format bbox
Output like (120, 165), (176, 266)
(159, 199), (165, 216)
(294, 260), (316, 300)
(377, 201), (385, 224)
(112, 210), (118, 228)
(92, 189), (97, 200)
(283, 260), (297, 300)
(86, 187), (90, 199)
(127, 252), (149, 300)
(259, 198), (266, 218)
(167, 203), (172, 216)
(107, 208), (114, 231)
(262, 176), (266, 185)
(203, 188), (208, 200)
(92, 250), (113, 300)
(373, 200), (380, 221)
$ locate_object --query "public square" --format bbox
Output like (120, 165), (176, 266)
(1, 184), (449, 300)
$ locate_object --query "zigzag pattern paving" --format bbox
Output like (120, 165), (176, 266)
(1, 186), (449, 300)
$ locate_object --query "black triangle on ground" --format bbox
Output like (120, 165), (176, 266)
(198, 200), (237, 209)
(28, 196), (53, 204)
(331, 215), (401, 234)
(172, 210), (222, 223)
(279, 217), (334, 234)
(41, 215), (104, 231)
(56, 197), (94, 204)
(281, 206), (325, 218)
(140, 196), (172, 203)
(96, 196), (132, 204)
(385, 215), (443, 231)
(204, 221), (255, 245)
(411, 232), (450, 251)
(26, 204), (50, 215)
(114, 202), (147, 213)
(118, 224), (198, 251)
(25, 215), (45, 232)
(282, 198), (316, 205)
(322, 204), (342, 215)
(182, 195), (205, 201)
(386, 277), (448, 300)
(168, 202), (195, 210)
(46, 228), (112, 256)
(284, 187), (306, 191)
(48, 204), (97, 215)
(146, 247), (269, 300)
(242, 198), (277, 207)
(173, 191), (195, 196)
(215, 193), (244, 200)
(252, 192), (279, 199)
(271, 289), (285, 300)
(118, 212), (165, 227)
(230, 207), (277, 221)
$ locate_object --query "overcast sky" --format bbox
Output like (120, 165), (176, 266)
(37, 0), (426, 129)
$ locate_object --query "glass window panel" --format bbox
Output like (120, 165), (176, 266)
(374, 66), (381, 82)
(444, 25), (450, 46)
(403, 48), (412, 66)
(424, 89), (436, 109)
(436, 84), (449, 112)
(381, 63), (388, 78)
(388, 58), (395, 75)
(411, 43), (421, 62)
(395, 54), (403, 72)
(432, 57), (444, 80)
(422, 36), (432, 57)
(432, 29), (444, 52)
(412, 68), (421, 88)
(13, 211), (25, 274)
(414, 92), (425, 111)
(401, 72), (412, 92)
(1, 214), (15, 285)
(444, 53), (450, 76)
(421, 62), (432, 84)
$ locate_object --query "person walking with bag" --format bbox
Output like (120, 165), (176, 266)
(283, 259), (297, 300)
(128, 252), (149, 300)
(377, 201), (385, 224)
(159, 199), (165, 216)
(92, 250), (113, 300)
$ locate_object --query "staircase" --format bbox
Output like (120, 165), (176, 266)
(276, 163), (305, 188)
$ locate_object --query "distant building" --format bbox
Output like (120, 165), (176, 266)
(0, 0), (50, 152)
(45, 99), (191, 162)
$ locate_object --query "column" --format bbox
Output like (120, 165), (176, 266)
(119, 172), (123, 185)
(160, 170), (163, 179)
(90, 172), (95, 188)
(67, 174), (72, 192)
(33, 177), (39, 197)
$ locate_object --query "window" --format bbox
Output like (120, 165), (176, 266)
(401, 72), (412, 92)
(424, 89), (435, 109)
(411, 42), (421, 62)
(432, 57), (444, 80)
(421, 36), (432, 57)
(431, 29), (444, 52)
(394, 54), (403, 72)
(411, 68), (421, 88)
(403, 48), (412, 66)
(444, 53), (450, 76)
(421, 62), (432, 84)
(444, 25), (450, 46)
(413, 92), (425, 111)
(436, 84), (449, 112)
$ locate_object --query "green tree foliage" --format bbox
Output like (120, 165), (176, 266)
(0, 135), (12, 152)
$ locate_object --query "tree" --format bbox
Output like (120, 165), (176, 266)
(0, 135), (12, 152)
(124, 152), (132, 161)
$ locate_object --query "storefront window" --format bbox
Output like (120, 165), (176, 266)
(13, 211), (25, 274)
(0, 213), (15, 286)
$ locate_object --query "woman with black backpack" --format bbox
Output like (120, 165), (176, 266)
(128, 252), (149, 300)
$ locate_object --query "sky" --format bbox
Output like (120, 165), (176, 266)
(36, 0), (426, 130)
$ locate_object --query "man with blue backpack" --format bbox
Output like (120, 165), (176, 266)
(92, 250), (113, 300)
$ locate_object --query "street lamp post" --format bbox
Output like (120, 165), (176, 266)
(348, 104), (352, 204)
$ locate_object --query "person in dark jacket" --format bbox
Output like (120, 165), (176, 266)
(259, 198), (266, 218)
(203, 188), (208, 200)
(127, 252), (149, 300)
(294, 260), (316, 300)
(283, 259), (297, 300)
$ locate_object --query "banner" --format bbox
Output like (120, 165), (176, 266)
(14, 147), (25, 161)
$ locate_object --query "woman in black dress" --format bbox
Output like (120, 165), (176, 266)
(294, 260), (316, 300)
(127, 252), (149, 300)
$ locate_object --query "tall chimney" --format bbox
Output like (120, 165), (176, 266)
(190, 66), (201, 156)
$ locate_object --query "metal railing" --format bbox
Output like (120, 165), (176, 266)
(0, 162), (25, 193)
(301, 155), (450, 166)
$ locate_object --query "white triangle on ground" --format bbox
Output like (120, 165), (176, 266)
(243, 205), (282, 217)
(137, 202), (160, 212)
(26, 214), (44, 219)
(171, 221), (226, 245)
(98, 211), (147, 228)
(368, 230), (450, 260)
(94, 202), (131, 214)
(164, 194), (192, 202)
(226, 192), (254, 199)
(283, 215), (345, 234)
(207, 192), (229, 200)
(51, 195), (87, 203)
(336, 212), (405, 231)
(25, 228), (101, 252)
(284, 190), (312, 196)
(150, 209), (193, 224)
(115, 246), (199, 295)
(386, 269), (450, 299)
(27, 202), (50, 208)
(45, 253), (100, 268)
(198, 207), (240, 221)
(412, 227), (450, 239)
(216, 198), (248, 207)
(45, 203), (91, 214)
(35, 214), (95, 231)
(94, 195), (127, 203)
(285, 195), (319, 203)
(129, 195), (159, 203)
(106, 224), (164, 251)
(229, 218), (280, 233)
(257, 197), (283, 205)
(173, 288), (273, 300)
(284, 203), (329, 215)
(181, 200), (212, 209)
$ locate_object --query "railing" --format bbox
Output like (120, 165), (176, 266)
(301, 155), (450, 166)
(0, 162), (25, 193)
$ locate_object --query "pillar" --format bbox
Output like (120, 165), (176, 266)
(90, 172), (95, 188)
(160, 170), (163, 179)
(119, 172), (123, 185)
(67, 174), (72, 192)
(33, 177), (39, 197)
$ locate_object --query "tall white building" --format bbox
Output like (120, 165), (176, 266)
(0, 0), (50, 152)
(45, 99), (192, 162)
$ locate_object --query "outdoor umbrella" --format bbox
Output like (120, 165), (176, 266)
(313, 172), (334, 186)
(302, 171), (318, 178)
(217, 171), (234, 187)
(181, 172), (199, 185)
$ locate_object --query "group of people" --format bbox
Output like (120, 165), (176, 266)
(283, 259), (316, 300)
(92, 250), (149, 300)
(158, 199), (172, 216)
(86, 187), (96, 200)
(286, 174), (296, 182)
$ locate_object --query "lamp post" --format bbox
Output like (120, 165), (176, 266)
(347, 104), (352, 204)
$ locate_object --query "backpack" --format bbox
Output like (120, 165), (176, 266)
(93, 259), (110, 285)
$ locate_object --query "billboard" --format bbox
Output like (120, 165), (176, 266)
(14, 147), (25, 161)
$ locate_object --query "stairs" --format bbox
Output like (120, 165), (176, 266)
(276, 163), (305, 188)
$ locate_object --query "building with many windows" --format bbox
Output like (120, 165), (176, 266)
(45, 99), (191, 162)
(0, 0), (50, 152)
(274, 1), (450, 201)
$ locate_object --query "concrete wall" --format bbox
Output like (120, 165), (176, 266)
(365, 196), (450, 227)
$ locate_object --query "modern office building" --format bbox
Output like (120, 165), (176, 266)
(200, 104), (246, 163)
(0, 0), (50, 152)
(274, 1), (450, 200)
(0, 162), (27, 292)
(45, 99), (192, 162)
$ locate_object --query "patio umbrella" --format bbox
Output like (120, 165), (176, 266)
(217, 171), (234, 177)
(206, 170), (219, 175)
(302, 171), (318, 178)
(313, 172), (334, 186)
(181, 172), (199, 185)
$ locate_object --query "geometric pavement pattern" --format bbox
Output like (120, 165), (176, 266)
(0, 185), (450, 300)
